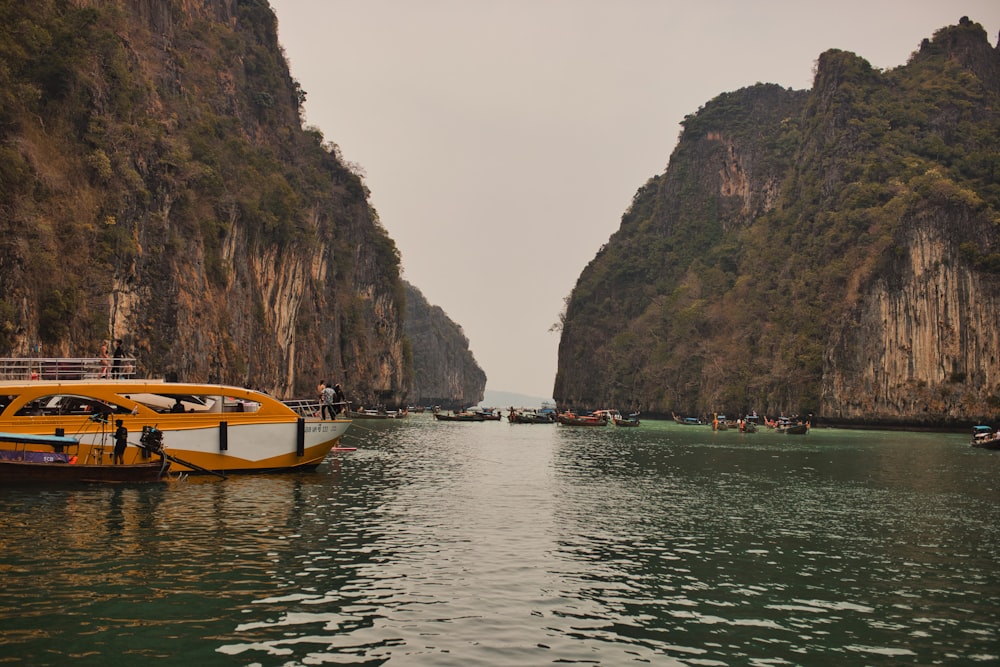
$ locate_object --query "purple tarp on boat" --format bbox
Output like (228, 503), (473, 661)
(0, 449), (72, 463)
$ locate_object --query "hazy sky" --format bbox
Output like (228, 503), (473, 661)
(269, 1), (999, 400)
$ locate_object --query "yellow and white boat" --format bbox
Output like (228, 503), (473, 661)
(0, 379), (351, 474)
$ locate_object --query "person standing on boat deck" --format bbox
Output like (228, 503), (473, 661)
(333, 383), (346, 414)
(113, 419), (127, 464)
(111, 340), (125, 378)
(98, 342), (110, 378)
(316, 381), (326, 417)
(321, 381), (337, 419)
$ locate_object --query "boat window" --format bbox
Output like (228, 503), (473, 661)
(226, 398), (260, 413)
(13, 393), (128, 417)
(129, 393), (217, 413)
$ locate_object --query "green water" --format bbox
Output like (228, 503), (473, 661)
(0, 417), (997, 666)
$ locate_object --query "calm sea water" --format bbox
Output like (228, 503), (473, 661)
(1, 416), (997, 666)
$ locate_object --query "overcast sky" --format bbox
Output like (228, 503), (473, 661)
(269, 1), (999, 400)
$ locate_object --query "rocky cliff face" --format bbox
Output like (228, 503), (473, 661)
(555, 18), (1000, 425)
(823, 211), (1000, 424)
(0, 0), (408, 403)
(403, 282), (486, 408)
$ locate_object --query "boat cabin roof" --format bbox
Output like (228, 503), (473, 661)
(0, 431), (79, 447)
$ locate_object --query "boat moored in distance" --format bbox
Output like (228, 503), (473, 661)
(434, 410), (487, 422)
(346, 406), (408, 419)
(711, 414), (731, 431)
(0, 376), (350, 474)
(774, 417), (809, 434)
(468, 406), (502, 421)
(673, 412), (704, 426)
(508, 408), (555, 424)
(612, 411), (640, 427)
(556, 411), (609, 426)
(972, 425), (1000, 449)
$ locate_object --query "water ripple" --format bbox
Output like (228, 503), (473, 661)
(0, 421), (997, 665)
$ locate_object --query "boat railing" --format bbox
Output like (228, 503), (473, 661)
(284, 398), (320, 417)
(0, 357), (138, 381)
(283, 398), (354, 418)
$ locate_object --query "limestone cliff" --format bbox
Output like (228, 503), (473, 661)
(0, 0), (409, 403)
(403, 282), (486, 408)
(555, 17), (1000, 426)
(823, 210), (1000, 424)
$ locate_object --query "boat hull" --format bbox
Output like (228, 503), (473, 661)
(509, 413), (554, 424)
(0, 459), (169, 483)
(346, 410), (406, 419)
(434, 413), (485, 422)
(972, 426), (1000, 448)
(556, 415), (608, 426)
(672, 413), (703, 426)
(17, 419), (352, 473)
(972, 440), (1000, 450)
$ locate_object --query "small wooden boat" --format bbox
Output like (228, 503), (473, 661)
(434, 411), (486, 422)
(712, 414), (730, 431)
(603, 410), (639, 427)
(347, 407), (408, 419)
(508, 409), (554, 424)
(673, 412), (703, 426)
(972, 425), (1000, 449)
(465, 407), (501, 421)
(0, 431), (170, 483)
(556, 411), (608, 426)
(776, 419), (809, 434)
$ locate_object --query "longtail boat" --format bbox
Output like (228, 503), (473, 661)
(0, 431), (170, 483)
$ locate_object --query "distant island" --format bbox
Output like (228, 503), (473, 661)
(483, 389), (554, 409)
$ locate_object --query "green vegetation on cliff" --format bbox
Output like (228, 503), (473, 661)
(555, 18), (1000, 425)
(0, 0), (407, 400)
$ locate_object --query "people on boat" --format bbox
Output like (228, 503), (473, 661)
(98, 342), (110, 378)
(316, 381), (325, 417)
(170, 398), (185, 413)
(113, 419), (127, 464)
(111, 340), (125, 378)
(333, 383), (347, 414)
(320, 380), (337, 419)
